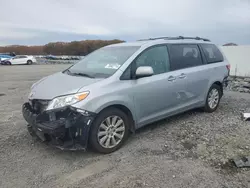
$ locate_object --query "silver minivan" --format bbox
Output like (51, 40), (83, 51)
(22, 36), (230, 153)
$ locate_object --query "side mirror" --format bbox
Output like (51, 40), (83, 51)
(135, 66), (154, 78)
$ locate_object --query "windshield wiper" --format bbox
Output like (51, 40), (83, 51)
(71, 72), (95, 78)
(64, 69), (72, 74)
(64, 69), (94, 78)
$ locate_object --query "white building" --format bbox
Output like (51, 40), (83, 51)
(220, 45), (250, 77)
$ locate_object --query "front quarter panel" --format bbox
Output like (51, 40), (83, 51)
(72, 77), (137, 124)
(72, 92), (137, 123)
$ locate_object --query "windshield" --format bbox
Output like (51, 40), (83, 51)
(67, 46), (139, 78)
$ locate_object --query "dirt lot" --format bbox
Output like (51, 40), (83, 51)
(1, 65), (250, 188)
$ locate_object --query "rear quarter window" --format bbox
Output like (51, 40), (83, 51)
(200, 44), (224, 63)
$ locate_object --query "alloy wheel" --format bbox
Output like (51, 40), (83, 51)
(208, 88), (219, 109)
(97, 116), (125, 149)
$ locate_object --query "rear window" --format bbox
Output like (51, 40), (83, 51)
(200, 44), (224, 63)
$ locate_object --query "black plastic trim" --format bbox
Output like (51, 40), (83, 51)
(22, 103), (96, 150)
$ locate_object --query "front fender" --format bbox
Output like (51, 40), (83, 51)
(73, 94), (137, 124)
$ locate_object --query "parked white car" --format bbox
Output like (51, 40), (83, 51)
(2, 55), (36, 65)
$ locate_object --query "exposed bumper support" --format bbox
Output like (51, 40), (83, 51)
(223, 77), (229, 88)
(22, 103), (96, 150)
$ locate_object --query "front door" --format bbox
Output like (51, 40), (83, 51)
(131, 45), (180, 127)
(11, 56), (21, 64)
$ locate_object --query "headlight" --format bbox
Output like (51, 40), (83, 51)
(46, 91), (89, 110)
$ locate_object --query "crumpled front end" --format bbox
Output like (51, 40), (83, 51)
(22, 101), (96, 150)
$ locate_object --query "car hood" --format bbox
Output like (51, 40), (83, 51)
(2, 58), (11, 61)
(30, 72), (102, 100)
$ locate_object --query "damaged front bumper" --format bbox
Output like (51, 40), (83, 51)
(22, 103), (96, 150)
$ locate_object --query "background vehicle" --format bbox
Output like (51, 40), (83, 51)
(22, 36), (230, 153)
(0, 52), (16, 57)
(2, 55), (36, 65)
(0, 54), (13, 62)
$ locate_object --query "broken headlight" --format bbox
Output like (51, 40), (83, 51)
(46, 91), (89, 110)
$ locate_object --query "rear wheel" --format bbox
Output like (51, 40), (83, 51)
(203, 84), (222, 113)
(27, 60), (32, 65)
(89, 108), (129, 153)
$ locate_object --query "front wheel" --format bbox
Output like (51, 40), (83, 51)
(89, 108), (129, 153)
(27, 60), (32, 65)
(203, 84), (222, 113)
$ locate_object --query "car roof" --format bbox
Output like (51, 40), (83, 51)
(107, 37), (213, 48)
(107, 41), (149, 47)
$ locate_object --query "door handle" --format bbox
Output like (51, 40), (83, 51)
(168, 76), (176, 81)
(178, 73), (186, 79)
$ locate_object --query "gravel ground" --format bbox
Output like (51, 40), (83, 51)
(0, 65), (250, 188)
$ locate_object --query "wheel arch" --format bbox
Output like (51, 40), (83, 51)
(203, 80), (224, 103)
(212, 81), (223, 95)
(27, 59), (32, 64)
(96, 104), (136, 133)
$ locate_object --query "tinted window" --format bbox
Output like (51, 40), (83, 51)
(200, 44), (224, 63)
(120, 65), (131, 80)
(135, 45), (170, 75)
(169, 44), (203, 71)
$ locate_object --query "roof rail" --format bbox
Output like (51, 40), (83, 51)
(137, 37), (168, 41)
(138, 36), (210, 42)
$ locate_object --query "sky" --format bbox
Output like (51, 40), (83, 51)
(0, 0), (250, 46)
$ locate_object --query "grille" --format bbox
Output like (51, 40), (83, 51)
(30, 99), (50, 114)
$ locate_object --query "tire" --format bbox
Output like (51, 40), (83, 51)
(203, 84), (222, 113)
(27, 60), (32, 65)
(89, 108), (129, 153)
(6, 61), (11, 65)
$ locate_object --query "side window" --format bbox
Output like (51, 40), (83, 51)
(200, 44), (224, 63)
(135, 46), (170, 75)
(120, 65), (131, 80)
(169, 44), (203, 71)
(13, 56), (20, 59)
